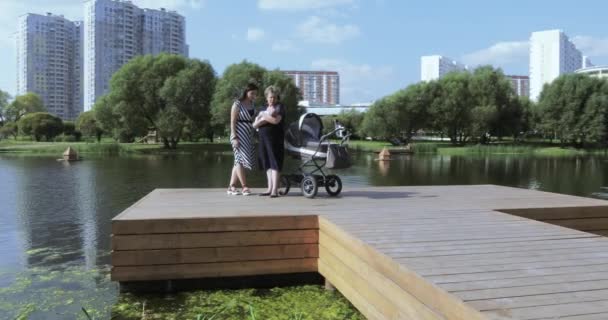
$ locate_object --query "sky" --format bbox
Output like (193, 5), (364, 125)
(1, 0), (607, 104)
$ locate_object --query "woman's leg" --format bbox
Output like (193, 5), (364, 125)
(235, 163), (247, 188)
(270, 169), (280, 196)
(229, 165), (238, 188)
(266, 169), (273, 193)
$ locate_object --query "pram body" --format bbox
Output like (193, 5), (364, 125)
(280, 113), (351, 198)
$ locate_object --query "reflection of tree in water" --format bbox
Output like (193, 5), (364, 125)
(361, 154), (607, 197)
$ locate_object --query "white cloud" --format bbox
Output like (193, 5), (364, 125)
(311, 59), (394, 103)
(297, 16), (359, 44)
(246, 27), (265, 42)
(258, 0), (353, 11)
(272, 40), (296, 52)
(572, 35), (608, 57)
(133, 0), (204, 10)
(462, 41), (529, 67)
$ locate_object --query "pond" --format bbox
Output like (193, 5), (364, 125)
(1, 149), (607, 319)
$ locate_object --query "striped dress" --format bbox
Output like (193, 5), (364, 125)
(230, 100), (256, 170)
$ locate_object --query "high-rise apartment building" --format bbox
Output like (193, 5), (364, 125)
(506, 75), (530, 98)
(420, 55), (467, 82)
(529, 30), (584, 101)
(83, 0), (187, 111)
(282, 71), (340, 105)
(16, 13), (84, 120)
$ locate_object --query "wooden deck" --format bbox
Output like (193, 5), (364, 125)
(112, 185), (608, 320)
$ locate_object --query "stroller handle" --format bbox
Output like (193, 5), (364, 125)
(320, 127), (347, 143)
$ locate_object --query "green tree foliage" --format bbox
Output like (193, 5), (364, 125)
(335, 109), (365, 138)
(18, 112), (63, 141)
(5, 93), (45, 122)
(94, 54), (217, 148)
(360, 96), (402, 140)
(210, 61), (303, 134)
(211, 61), (266, 132)
(0, 122), (18, 139)
(429, 72), (474, 144)
(0, 89), (11, 124)
(537, 74), (608, 146)
(76, 111), (104, 142)
(467, 66), (524, 142)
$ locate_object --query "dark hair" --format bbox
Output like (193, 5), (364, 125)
(239, 83), (259, 101)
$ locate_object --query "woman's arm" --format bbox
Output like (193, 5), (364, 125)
(230, 102), (239, 146)
(261, 106), (283, 125)
(253, 115), (266, 129)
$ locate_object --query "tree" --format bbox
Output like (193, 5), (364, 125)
(0, 122), (18, 139)
(5, 92), (45, 122)
(335, 109), (365, 138)
(76, 110), (104, 142)
(19, 112), (63, 141)
(160, 59), (217, 146)
(537, 74), (608, 147)
(468, 66), (523, 142)
(360, 96), (402, 140)
(210, 62), (303, 135)
(98, 54), (217, 148)
(429, 72), (474, 144)
(0, 89), (11, 124)
(211, 61), (266, 133)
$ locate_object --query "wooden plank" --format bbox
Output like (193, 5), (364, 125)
(484, 300), (608, 320)
(454, 279), (608, 301)
(500, 206), (608, 220)
(111, 258), (317, 281)
(443, 271), (608, 292)
(319, 244), (445, 319)
(378, 237), (606, 258)
(468, 289), (608, 311)
(112, 244), (319, 266)
(411, 257), (608, 277)
(318, 260), (389, 320)
(112, 229), (318, 250)
(539, 218), (608, 231)
(428, 263), (608, 284)
(538, 313), (608, 320)
(401, 247), (608, 269)
(319, 220), (487, 320)
(112, 215), (318, 234)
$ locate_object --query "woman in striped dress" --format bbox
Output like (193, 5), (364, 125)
(227, 83), (258, 195)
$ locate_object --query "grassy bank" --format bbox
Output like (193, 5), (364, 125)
(113, 286), (363, 320)
(2, 139), (607, 158)
(0, 140), (232, 156)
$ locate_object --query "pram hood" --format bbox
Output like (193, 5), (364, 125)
(285, 113), (328, 158)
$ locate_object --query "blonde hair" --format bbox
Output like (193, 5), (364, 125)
(264, 86), (281, 102)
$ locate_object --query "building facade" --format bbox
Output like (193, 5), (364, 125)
(282, 71), (340, 105)
(84, 0), (187, 111)
(16, 13), (84, 120)
(575, 66), (608, 80)
(420, 55), (467, 82)
(529, 30), (585, 101)
(506, 75), (530, 98)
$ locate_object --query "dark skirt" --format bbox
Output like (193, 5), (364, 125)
(258, 127), (284, 171)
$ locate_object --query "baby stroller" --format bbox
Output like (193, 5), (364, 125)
(280, 113), (351, 198)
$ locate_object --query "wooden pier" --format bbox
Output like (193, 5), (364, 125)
(112, 185), (608, 320)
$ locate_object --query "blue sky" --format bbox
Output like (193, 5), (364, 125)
(1, 0), (607, 104)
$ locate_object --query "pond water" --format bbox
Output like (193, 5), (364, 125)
(1, 149), (607, 318)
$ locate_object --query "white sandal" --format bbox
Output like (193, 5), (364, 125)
(242, 187), (252, 196)
(227, 186), (241, 195)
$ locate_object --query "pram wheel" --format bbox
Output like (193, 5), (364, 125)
(325, 175), (342, 196)
(279, 175), (290, 196)
(301, 175), (318, 198)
